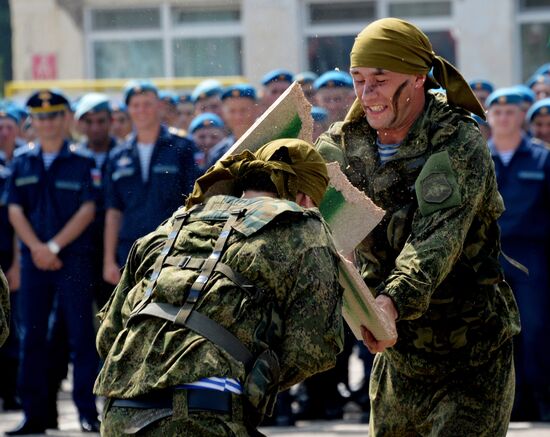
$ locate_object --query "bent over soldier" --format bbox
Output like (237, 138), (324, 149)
(95, 139), (344, 436)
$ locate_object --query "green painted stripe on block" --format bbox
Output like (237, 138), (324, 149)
(339, 262), (372, 318)
(274, 114), (302, 139)
(319, 186), (346, 223)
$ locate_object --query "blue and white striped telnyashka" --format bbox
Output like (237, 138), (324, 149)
(178, 377), (243, 395)
(376, 138), (401, 164)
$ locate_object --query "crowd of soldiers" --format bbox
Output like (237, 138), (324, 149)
(0, 55), (549, 434)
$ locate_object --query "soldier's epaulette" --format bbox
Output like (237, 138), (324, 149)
(13, 143), (36, 157)
(68, 143), (93, 158)
(303, 208), (323, 220)
(168, 126), (188, 138)
(530, 137), (547, 149)
(108, 142), (129, 158)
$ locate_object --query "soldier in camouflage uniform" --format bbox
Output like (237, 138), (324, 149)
(0, 269), (8, 347)
(316, 18), (520, 436)
(94, 139), (344, 436)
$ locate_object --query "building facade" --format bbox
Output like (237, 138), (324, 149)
(8, 0), (550, 88)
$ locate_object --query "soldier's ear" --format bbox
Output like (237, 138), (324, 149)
(296, 192), (315, 208)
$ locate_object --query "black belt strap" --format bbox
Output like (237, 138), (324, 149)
(111, 389), (232, 413)
(136, 302), (254, 368)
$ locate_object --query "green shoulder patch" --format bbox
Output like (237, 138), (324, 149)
(415, 151), (461, 216)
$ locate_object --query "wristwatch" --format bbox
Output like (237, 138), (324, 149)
(47, 240), (61, 255)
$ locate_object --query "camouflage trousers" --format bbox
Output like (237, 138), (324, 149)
(100, 390), (255, 437)
(369, 340), (515, 437)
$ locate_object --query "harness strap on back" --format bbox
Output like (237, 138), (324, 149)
(135, 302), (254, 369)
(128, 206), (201, 321)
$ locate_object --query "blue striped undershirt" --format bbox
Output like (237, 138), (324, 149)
(178, 377), (242, 395)
(376, 138), (401, 164)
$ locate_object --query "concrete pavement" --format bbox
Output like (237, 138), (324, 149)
(1, 391), (550, 436)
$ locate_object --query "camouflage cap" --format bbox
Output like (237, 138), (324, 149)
(186, 138), (329, 208)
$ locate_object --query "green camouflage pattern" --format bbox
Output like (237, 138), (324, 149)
(94, 195), (344, 417)
(0, 269), (8, 347)
(315, 91), (520, 377)
(369, 340), (515, 436)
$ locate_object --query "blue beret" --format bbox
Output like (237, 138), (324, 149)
(221, 84), (257, 101)
(74, 93), (111, 120)
(295, 71), (318, 84)
(261, 69), (293, 86)
(486, 88), (524, 107)
(314, 71), (353, 90)
(158, 91), (178, 107)
(311, 106), (328, 122)
(188, 113), (225, 134)
(123, 80), (158, 105)
(191, 80), (223, 103)
(469, 80), (494, 94)
(526, 74), (550, 89)
(26, 89), (69, 114)
(178, 93), (193, 104)
(526, 98), (550, 122)
(5, 103), (28, 122)
(0, 106), (21, 124)
(534, 63), (550, 77)
(512, 85), (536, 104)
(110, 101), (127, 113)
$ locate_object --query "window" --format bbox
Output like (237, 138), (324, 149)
(389, 1), (452, 17)
(304, 1), (455, 73)
(173, 37), (242, 77)
(518, 0), (550, 81)
(171, 7), (240, 25)
(519, 0), (550, 11)
(86, 4), (242, 79)
(308, 35), (355, 74)
(91, 8), (161, 31)
(94, 40), (164, 79)
(308, 2), (376, 24)
(520, 22), (550, 80)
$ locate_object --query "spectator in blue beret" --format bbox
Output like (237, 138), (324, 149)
(188, 113), (226, 171)
(176, 93), (194, 132)
(527, 74), (550, 102)
(192, 80), (224, 119)
(469, 79), (495, 110)
(158, 91), (179, 128)
(314, 70), (355, 124)
(110, 101), (132, 144)
(526, 97), (550, 144)
(295, 71), (319, 103)
(312, 106), (330, 141)
(261, 69), (293, 110)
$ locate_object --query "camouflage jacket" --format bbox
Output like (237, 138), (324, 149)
(0, 269), (9, 347)
(94, 195), (344, 398)
(316, 92), (520, 378)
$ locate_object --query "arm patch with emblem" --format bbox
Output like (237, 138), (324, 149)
(415, 150), (461, 216)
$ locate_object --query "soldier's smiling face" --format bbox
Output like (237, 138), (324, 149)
(350, 67), (426, 141)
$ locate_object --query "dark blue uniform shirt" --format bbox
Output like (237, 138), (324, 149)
(0, 154), (14, 258)
(489, 135), (550, 241)
(105, 125), (200, 253)
(7, 140), (96, 256)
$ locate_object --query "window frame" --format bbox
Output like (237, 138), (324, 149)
(301, 0), (455, 73)
(516, 1), (550, 82)
(84, 2), (243, 79)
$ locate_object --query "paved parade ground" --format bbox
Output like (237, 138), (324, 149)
(1, 390), (549, 437)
